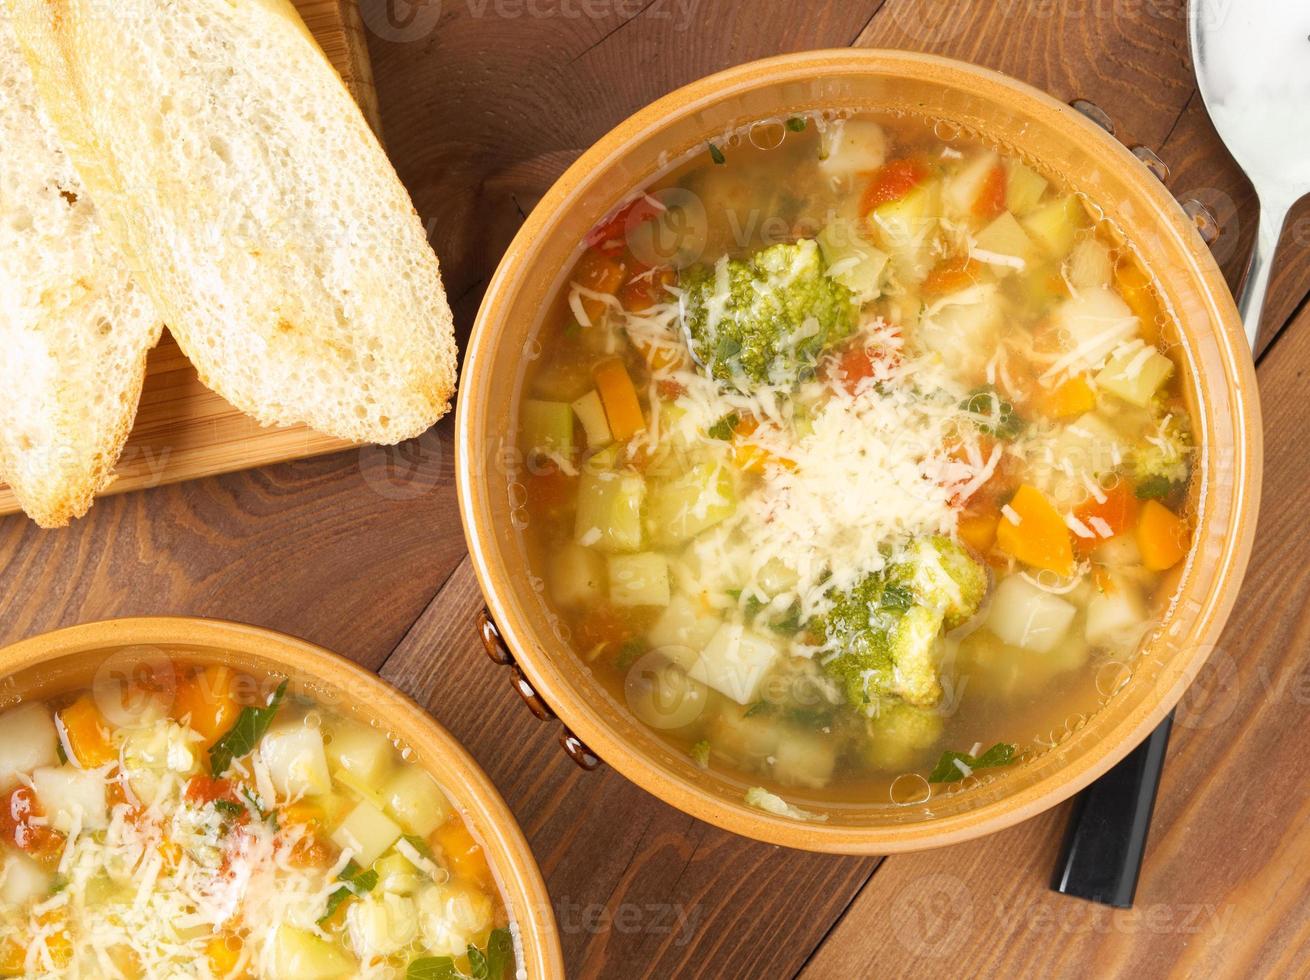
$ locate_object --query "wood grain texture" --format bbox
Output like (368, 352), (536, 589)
(0, 0), (378, 518)
(1, 0), (1308, 976)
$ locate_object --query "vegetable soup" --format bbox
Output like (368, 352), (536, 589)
(0, 662), (517, 978)
(514, 111), (1196, 815)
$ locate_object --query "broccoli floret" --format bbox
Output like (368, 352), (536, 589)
(680, 239), (857, 386)
(1132, 412), (1192, 500)
(898, 536), (989, 630)
(820, 574), (944, 710)
(862, 702), (944, 771)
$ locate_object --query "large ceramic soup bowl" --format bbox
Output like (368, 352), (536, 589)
(0, 618), (564, 978)
(458, 50), (1260, 852)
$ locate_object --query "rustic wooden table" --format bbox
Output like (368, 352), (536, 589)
(4, 1), (1309, 976)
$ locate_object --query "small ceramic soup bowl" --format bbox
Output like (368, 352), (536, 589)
(457, 50), (1261, 852)
(0, 617), (565, 977)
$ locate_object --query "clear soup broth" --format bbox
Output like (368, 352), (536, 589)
(514, 111), (1195, 813)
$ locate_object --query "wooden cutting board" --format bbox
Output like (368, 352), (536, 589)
(0, 0), (382, 518)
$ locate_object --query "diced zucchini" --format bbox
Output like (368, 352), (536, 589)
(646, 461), (736, 549)
(259, 724), (332, 799)
(771, 732), (838, 789)
(625, 662), (709, 731)
(1086, 576), (1148, 651)
(985, 576), (1077, 653)
(646, 594), (723, 669)
(1068, 238), (1113, 289)
(818, 119), (888, 175)
(324, 721), (394, 786)
(689, 623), (781, 704)
(548, 542), (607, 607)
(268, 926), (356, 980)
(331, 801), (402, 868)
(31, 766), (108, 832)
(0, 703), (58, 793)
(381, 768), (451, 838)
(574, 468), (645, 552)
(521, 400), (574, 456)
(1020, 195), (1086, 257)
(607, 552), (671, 607)
(817, 218), (888, 302)
(0, 852), (50, 906)
(973, 211), (1034, 268)
(1095, 346), (1174, 407)
(1004, 159), (1049, 215)
(942, 151), (999, 218)
(570, 390), (613, 449)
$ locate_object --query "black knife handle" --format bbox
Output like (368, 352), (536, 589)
(1051, 712), (1173, 908)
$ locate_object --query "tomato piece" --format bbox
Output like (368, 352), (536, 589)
(859, 158), (929, 217)
(973, 163), (1007, 219)
(585, 197), (662, 255)
(184, 775), (242, 807)
(656, 377), (686, 400)
(922, 257), (985, 296)
(619, 266), (676, 312)
(1, 787), (65, 864)
(1074, 481), (1139, 554)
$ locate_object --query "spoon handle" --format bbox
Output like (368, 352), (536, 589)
(1237, 192), (1294, 350)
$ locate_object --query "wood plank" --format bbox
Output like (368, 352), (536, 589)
(380, 557), (879, 980)
(800, 302), (1310, 980)
(0, 0), (378, 518)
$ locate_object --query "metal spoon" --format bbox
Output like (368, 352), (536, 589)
(1054, 0), (1310, 908)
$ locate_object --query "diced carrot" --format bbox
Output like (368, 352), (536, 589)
(995, 484), (1075, 575)
(56, 694), (117, 768)
(1, 787), (65, 865)
(859, 158), (930, 217)
(1137, 499), (1189, 571)
(1114, 259), (1161, 347)
(585, 197), (662, 255)
(973, 163), (1007, 219)
(619, 266), (676, 313)
(573, 249), (626, 324)
(958, 511), (1000, 554)
(435, 818), (493, 888)
(0, 938), (24, 975)
(731, 416), (794, 474)
(287, 832), (334, 870)
(173, 665), (242, 748)
(592, 358), (646, 441)
(1074, 481), (1139, 555)
(1036, 374), (1096, 420)
(184, 775), (241, 807)
(34, 911), (71, 968)
(922, 256), (985, 296)
(207, 935), (245, 979)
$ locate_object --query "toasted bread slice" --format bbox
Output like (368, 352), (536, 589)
(0, 8), (163, 528)
(9, 0), (456, 445)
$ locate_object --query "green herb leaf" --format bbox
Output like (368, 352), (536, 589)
(49, 874), (69, 896)
(929, 742), (1017, 783)
(213, 799), (244, 818)
(406, 957), (463, 980)
(486, 928), (515, 980)
(468, 945), (489, 980)
(55, 739), (68, 766)
(1134, 475), (1179, 500)
(961, 386), (1024, 440)
(615, 640), (645, 670)
(707, 412), (740, 440)
(785, 116), (808, 132)
(403, 834), (436, 861)
(707, 142), (726, 165)
(319, 861), (380, 924)
(209, 679), (288, 777)
(690, 739), (711, 769)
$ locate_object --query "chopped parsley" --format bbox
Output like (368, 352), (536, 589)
(929, 742), (1017, 783)
(785, 116), (808, 132)
(707, 412), (740, 440)
(707, 142), (726, 165)
(209, 679), (288, 777)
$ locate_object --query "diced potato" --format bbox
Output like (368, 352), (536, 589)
(32, 766), (108, 832)
(1049, 287), (1139, 380)
(646, 594), (722, 669)
(1086, 576), (1149, 651)
(1020, 195), (1086, 257)
(771, 732), (839, 789)
(324, 721), (394, 786)
(521, 400), (574, 456)
(1068, 238), (1113, 289)
(818, 119), (888, 175)
(374, 852), (423, 896)
(417, 881), (495, 958)
(986, 576), (1077, 653)
(331, 801), (402, 868)
(1095, 346), (1174, 407)
(689, 624), (781, 704)
(817, 218), (888, 301)
(646, 461), (736, 549)
(548, 542), (607, 608)
(942, 151), (999, 216)
(574, 468), (645, 552)
(972, 211), (1034, 269)
(570, 390), (613, 449)
(607, 552), (671, 607)
(0, 703), (59, 792)
(346, 893), (418, 958)
(869, 181), (941, 284)
(625, 662), (709, 731)
(1094, 533), (1143, 568)
(259, 725), (332, 799)
(916, 284), (1002, 376)
(709, 707), (782, 766)
(1051, 413), (1126, 483)
(1004, 159), (1049, 215)
(1, 852), (51, 906)
(381, 768), (451, 838)
(121, 722), (198, 805)
(267, 926), (356, 980)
